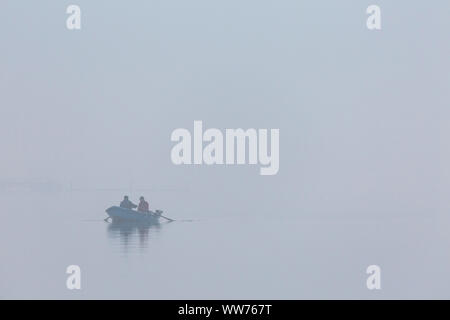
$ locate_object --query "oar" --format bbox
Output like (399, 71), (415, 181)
(154, 210), (175, 222)
(160, 215), (175, 222)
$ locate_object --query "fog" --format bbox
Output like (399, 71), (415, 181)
(1, 1), (450, 299)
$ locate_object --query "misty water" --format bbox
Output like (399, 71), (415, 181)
(2, 188), (450, 299)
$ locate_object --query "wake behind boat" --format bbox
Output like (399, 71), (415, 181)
(105, 206), (162, 224)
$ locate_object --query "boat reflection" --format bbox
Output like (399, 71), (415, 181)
(106, 220), (162, 251)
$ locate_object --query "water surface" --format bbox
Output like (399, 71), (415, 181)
(1, 189), (449, 299)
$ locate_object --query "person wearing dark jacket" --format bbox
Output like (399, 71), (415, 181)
(120, 196), (137, 210)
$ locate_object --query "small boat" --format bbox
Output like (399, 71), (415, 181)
(105, 206), (162, 224)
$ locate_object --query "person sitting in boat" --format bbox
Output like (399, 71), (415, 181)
(120, 196), (137, 210)
(137, 196), (150, 213)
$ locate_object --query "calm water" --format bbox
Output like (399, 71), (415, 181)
(1, 190), (450, 299)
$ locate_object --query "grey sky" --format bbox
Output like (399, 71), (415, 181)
(2, 1), (449, 218)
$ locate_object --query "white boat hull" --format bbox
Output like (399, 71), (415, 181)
(106, 206), (160, 224)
